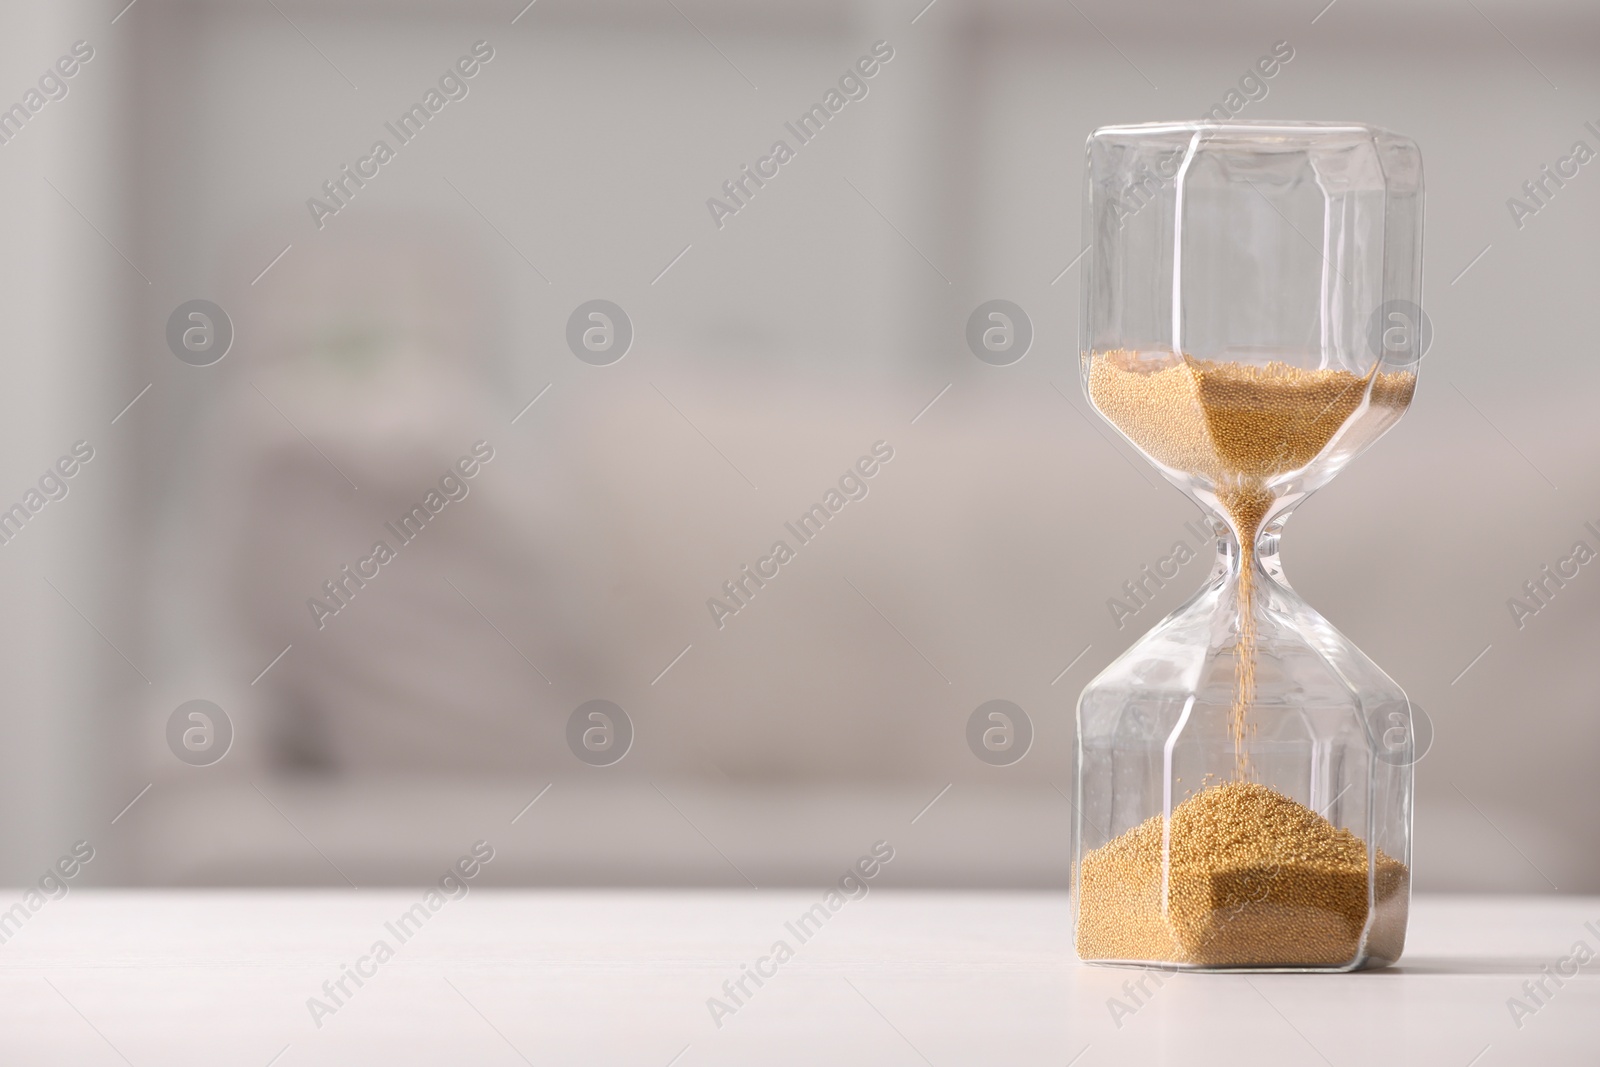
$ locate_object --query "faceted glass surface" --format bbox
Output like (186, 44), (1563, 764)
(1074, 121), (1423, 971)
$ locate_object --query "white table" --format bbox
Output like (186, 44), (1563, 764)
(1, 892), (1594, 1065)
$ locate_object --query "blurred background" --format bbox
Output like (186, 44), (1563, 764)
(0, 0), (1595, 892)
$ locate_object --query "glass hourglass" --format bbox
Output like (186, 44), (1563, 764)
(1072, 121), (1424, 970)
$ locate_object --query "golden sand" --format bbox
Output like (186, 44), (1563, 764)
(1087, 351), (1415, 776)
(1076, 781), (1409, 967)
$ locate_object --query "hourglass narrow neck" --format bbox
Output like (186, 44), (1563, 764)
(1210, 508), (1293, 590)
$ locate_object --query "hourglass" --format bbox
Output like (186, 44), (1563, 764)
(1073, 121), (1424, 970)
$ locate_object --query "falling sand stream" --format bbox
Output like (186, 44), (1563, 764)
(1087, 349), (1415, 778)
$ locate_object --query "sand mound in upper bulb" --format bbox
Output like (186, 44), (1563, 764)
(1086, 350), (1414, 485)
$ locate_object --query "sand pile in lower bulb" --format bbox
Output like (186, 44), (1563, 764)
(1076, 781), (1409, 967)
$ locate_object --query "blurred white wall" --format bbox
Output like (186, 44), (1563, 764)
(0, 1), (124, 884)
(0, 0), (1594, 892)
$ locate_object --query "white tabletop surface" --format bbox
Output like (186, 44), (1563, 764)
(1, 891), (1595, 1066)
